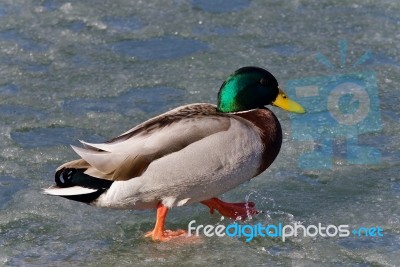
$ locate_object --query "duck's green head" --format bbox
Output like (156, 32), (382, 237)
(217, 66), (306, 114)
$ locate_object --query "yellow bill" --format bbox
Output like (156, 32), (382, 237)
(272, 88), (306, 114)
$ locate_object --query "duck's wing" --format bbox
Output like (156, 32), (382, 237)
(57, 103), (231, 181)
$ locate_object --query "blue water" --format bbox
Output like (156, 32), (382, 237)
(0, 0), (399, 266)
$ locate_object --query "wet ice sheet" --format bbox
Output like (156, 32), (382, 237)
(63, 87), (185, 116)
(112, 36), (209, 61)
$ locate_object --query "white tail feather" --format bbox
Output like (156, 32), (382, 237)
(43, 186), (97, 196)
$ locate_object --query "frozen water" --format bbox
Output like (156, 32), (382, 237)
(112, 36), (209, 61)
(11, 127), (105, 148)
(63, 87), (185, 116)
(191, 0), (251, 13)
(0, 176), (28, 209)
(0, 0), (399, 266)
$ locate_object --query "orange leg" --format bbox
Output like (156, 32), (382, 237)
(201, 197), (260, 220)
(145, 203), (186, 241)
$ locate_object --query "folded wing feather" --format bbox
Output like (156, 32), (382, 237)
(59, 104), (231, 181)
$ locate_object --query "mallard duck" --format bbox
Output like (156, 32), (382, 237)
(45, 66), (305, 241)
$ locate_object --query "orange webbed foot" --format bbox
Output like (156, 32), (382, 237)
(145, 203), (187, 242)
(145, 229), (187, 242)
(201, 197), (261, 220)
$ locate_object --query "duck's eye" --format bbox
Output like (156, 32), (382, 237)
(260, 78), (267, 85)
(283, 95), (287, 99)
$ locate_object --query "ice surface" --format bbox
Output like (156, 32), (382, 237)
(112, 36), (209, 61)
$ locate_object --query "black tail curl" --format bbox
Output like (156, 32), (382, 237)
(55, 168), (113, 189)
(54, 168), (113, 204)
(55, 168), (76, 188)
